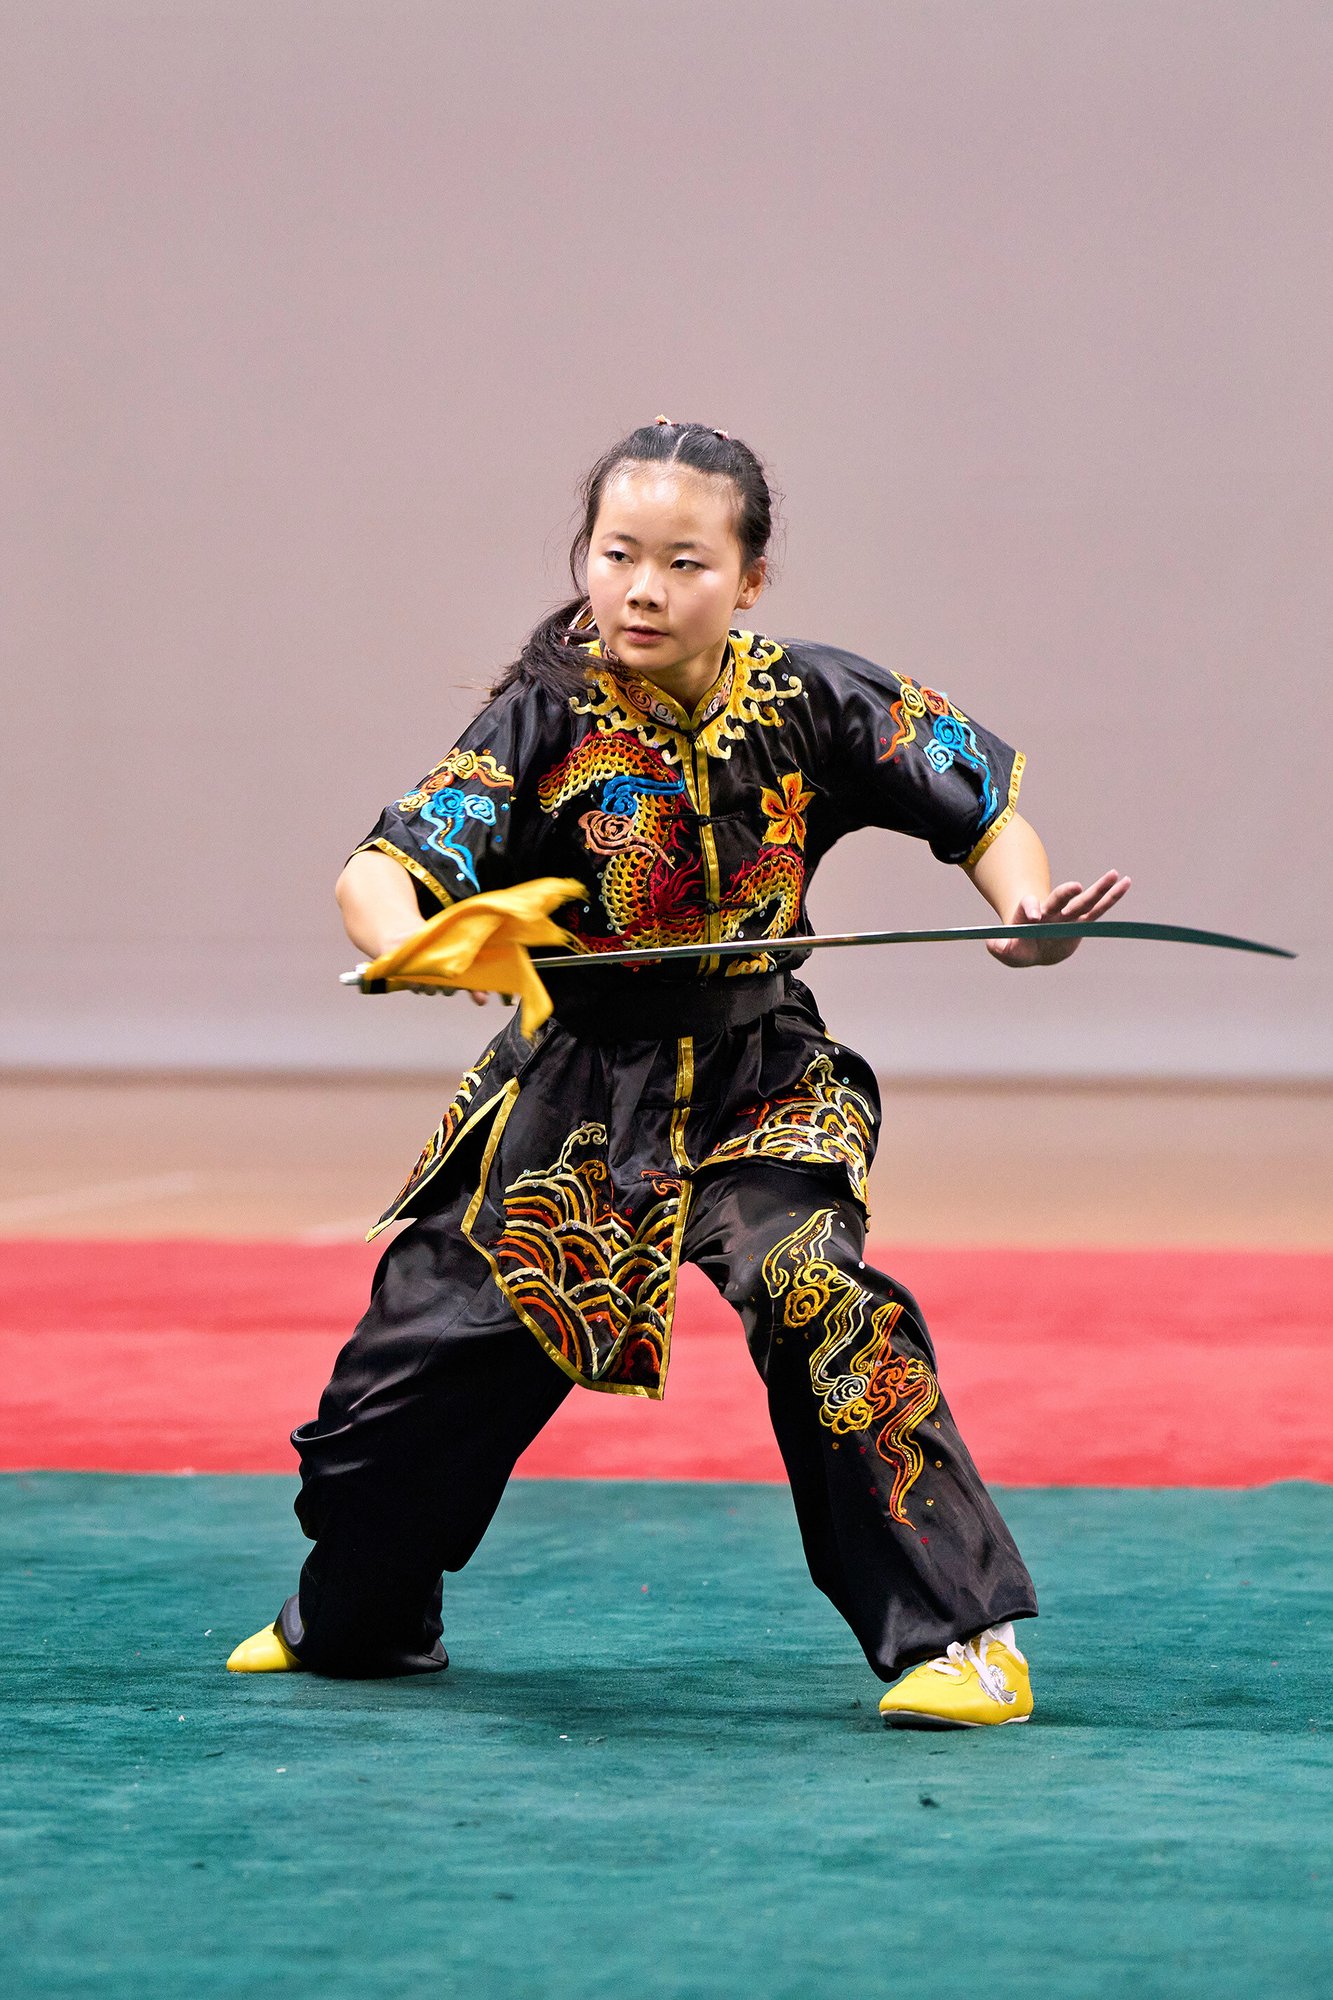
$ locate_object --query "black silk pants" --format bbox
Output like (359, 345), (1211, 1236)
(280, 1163), (1037, 1680)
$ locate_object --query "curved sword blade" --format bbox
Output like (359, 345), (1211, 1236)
(531, 919), (1295, 971)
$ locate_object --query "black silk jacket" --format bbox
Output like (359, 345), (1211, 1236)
(355, 632), (1023, 1397)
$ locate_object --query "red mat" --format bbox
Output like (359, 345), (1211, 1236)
(2, 1239), (1329, 1485)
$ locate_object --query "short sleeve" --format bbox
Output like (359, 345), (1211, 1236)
(352, 698), (524, 912)
(816, 648), (1024, 865)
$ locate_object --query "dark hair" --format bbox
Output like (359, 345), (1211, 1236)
(491, 419), (775, 701)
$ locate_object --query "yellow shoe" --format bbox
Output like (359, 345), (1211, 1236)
(879, 1625), (1033, 1729)
(226, 1623), (302, 1673)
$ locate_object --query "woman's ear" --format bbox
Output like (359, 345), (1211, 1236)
(735, 556), (767, 612)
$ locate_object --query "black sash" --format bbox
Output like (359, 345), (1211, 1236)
(543, 969), (786, 1043)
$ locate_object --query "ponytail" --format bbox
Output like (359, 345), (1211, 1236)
(493, 594), (592, 703)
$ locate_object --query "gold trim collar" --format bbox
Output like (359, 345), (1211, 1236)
(573, 630), (802, 763)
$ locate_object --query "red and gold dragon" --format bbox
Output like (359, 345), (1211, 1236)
(538, 733), (806, 955)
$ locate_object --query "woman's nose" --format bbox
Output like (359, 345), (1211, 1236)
(627, 566), (664, 608)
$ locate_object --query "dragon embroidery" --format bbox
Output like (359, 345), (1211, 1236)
(539, 732), (804, 953)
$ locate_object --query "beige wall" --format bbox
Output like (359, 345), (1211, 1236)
(5, 1), (1329, 1076)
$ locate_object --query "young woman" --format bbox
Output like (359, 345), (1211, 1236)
(228, 419), (1128, 1727)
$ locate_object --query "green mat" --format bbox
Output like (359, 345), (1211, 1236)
(3, 1477), (1330, 2000)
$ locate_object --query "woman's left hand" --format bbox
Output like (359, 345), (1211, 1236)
(988, 870), (1132, 967)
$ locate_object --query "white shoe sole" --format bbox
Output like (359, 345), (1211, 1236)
(881, 1710), (1031, 1729)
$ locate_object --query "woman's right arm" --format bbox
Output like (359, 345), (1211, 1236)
(335, 848), (492, 1005)
(335, 848), (425, 958)
(342, 694), (539, 996)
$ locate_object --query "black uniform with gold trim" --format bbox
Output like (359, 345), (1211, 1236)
(283, 633), (1037, 1678)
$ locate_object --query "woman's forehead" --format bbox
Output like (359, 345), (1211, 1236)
(596, 463), (736, 544)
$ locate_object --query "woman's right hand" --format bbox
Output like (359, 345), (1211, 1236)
(355, 953), (491, 1005)
(337, 854), (491, 1003)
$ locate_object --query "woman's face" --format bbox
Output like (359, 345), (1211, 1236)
(586, 463), (765, 685)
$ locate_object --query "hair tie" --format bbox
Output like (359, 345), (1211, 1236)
(564, 599), (597, 643)
(653, 413), (730, 440)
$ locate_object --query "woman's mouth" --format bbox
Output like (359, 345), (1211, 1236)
(623, 626), (667, 642)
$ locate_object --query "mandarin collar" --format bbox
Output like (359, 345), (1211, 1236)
(581, 632), (744, 734)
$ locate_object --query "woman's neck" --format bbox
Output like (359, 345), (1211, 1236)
(629, 634), (730, 712)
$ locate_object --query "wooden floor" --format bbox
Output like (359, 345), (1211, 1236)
(2, 1073), (1328, 1246)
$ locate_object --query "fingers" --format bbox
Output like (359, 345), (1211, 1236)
(1065, 868), (1121, 907)
(382, 982), (493, 1001)
(1083, 873), (1132, 919)
(1040, 881), (1085, 918)
(1060, 871), (1132, 921)
(992, 867), (1130, 968)
(1039, 871), (1130, 922)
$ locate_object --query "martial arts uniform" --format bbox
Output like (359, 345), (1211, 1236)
(281, 632), (1038, 1676)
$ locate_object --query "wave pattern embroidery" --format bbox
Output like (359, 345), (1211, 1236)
(701, 1053), (875, 1207)
(492, 1123), (682, 1391)
(762, 1208), (939, 1522)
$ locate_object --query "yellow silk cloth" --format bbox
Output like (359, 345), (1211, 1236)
(359, 877), (586, 1038)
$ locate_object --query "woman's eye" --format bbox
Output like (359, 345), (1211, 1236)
(672, 559), (702, 572)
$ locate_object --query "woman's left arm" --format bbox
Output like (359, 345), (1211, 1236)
(962, 812), (1131, 966)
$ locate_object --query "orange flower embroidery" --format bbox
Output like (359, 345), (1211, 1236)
(760, 770), (814, 849)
